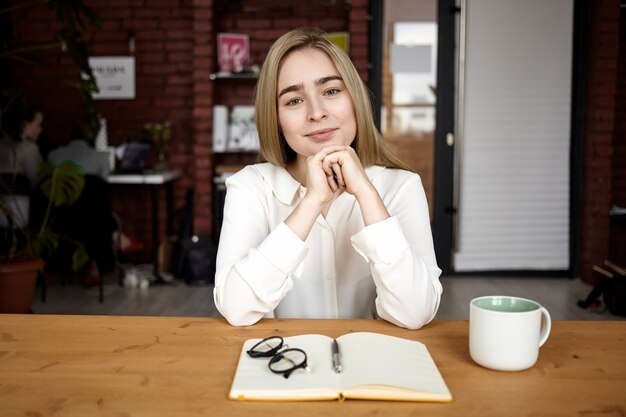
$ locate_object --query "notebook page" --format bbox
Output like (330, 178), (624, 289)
(338, 332), (450, 397)
(229, 334), (341, 400)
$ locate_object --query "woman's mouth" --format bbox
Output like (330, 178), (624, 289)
(306, 128), (337, 141)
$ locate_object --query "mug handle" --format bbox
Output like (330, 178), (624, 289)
(538, 307), (552, 347)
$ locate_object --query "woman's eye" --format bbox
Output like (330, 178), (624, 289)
(286, 98), (303, 106)
(325, 88), (340, 96)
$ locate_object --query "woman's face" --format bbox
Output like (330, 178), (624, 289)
(277, 48), (357, 161)
(22, 112), (43, 141)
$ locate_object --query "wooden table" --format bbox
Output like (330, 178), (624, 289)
(0, 315), (624, 417)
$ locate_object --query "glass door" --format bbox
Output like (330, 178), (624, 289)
(372, 0), (456, 272)
(380, 0), (438, 216)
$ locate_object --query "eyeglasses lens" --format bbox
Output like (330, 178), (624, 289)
(269, 349), (306, 372)
(248, 336), (284, 358)
(258, 337), (282, 353)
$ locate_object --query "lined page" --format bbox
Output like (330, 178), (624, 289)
(338, 332), (451, 398)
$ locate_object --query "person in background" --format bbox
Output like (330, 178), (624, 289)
(213, 27), (442, 330)
(0, 106), (44, 187)
(48, 119), (110, 179)
(46, 119), (141, 285)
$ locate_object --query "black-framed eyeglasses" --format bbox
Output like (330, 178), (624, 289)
(246, 336), (309, 379)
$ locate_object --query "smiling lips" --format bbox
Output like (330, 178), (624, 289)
(306, 128), (337, 141)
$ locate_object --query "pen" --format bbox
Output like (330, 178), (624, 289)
(332, 339), (342, 373)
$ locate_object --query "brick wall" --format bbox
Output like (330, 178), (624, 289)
(8, 0), (361, 260)
(581, 0), (620, 283)
(609, 4), (626, 268)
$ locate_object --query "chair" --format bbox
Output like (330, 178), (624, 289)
(31, 174), (116, 303)
(0, 173), (31, 229)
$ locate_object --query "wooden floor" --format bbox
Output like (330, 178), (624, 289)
(30, 272), (626, 321)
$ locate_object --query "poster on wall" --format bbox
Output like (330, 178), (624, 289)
(324, 32), (350, 53)
(217, 33), (249, 73)
(88, 56), (136, 100)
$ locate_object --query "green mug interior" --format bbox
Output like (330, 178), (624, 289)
(472, 296), (540, 313)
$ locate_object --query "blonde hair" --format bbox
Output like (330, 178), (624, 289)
(254, 27), (411, 171)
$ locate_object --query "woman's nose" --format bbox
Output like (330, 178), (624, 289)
(307, 97), (327, 121)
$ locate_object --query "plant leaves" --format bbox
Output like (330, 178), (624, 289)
(32, 230), (59, 261)
(38, 161), (85, 207)
(71, 245), (90, 271)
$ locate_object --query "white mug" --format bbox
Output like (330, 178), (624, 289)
(469, 295), (551, 371)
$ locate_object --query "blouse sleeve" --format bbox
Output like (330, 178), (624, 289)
(213, 169), (308, 326)
(350, 173), (442, 330)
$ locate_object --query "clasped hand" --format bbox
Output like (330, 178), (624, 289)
(305, 145), (371, 204)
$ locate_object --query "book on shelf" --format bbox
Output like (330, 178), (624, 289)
(229, 332), (453, 402)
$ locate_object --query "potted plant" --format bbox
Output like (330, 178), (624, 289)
(0, 1), (101, 313)
(0, 161), (89, 313)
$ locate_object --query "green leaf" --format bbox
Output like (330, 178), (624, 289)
(71, 245), (90, 271)
(32, 230), (59, 260)
(38, 161), (85, 207)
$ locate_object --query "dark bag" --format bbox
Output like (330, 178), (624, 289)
(179, 232), (216, 286)
(172, 189), (217, 285)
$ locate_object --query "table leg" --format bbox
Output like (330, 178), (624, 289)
(150, 184), (172, 285)
(166, 181), (174, 236)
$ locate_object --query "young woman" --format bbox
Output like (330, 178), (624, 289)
(0, 107), (43, 187)
(213, 27), (442, 329)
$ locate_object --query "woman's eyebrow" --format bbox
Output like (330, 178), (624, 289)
(316, 75), (342, 86)
(278, 75), (343, 98)
(278, 83), (303, 98)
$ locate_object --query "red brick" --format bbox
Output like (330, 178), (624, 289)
(193, 45), (213, 56)
(193, 107), (212, 118)
(99, 8), (133, 19)
(192, 0), (213, 7)
(165, 40), (193, 51)
(193, 83), (212, 95)
(142, 63), (178, 74)
(168, 75), (193, 85)
(140, 52), (167, 63)
(153, 97), (187, 108)
(126, 20), (159, 30)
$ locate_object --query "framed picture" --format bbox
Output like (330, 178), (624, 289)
(217, 33), (249, 73)
(88, 56), (136, 100)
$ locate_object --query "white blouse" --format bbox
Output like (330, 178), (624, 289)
(213, 163), (442, 329)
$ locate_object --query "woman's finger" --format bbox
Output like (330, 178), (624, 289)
(326, 170), (338, 192)
(331, 162), (345, 188)
(322, 154), (335, 177)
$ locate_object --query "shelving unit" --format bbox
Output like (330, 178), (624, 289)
(210, 71), (259, 239)
(209, 72), (258, 80)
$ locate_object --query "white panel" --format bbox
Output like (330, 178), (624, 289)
(391, 44), (431, 73)
(454, 0), (572, 271)
(212, 105), (228, 152)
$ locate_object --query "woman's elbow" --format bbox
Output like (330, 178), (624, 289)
(213, 286), (263, 327)
(376, 293), (439, 330)
(222, 311), (261, 327)
(387, 310), (435, 330)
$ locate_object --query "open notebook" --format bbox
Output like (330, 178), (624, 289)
(229, 332), (453, 402)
